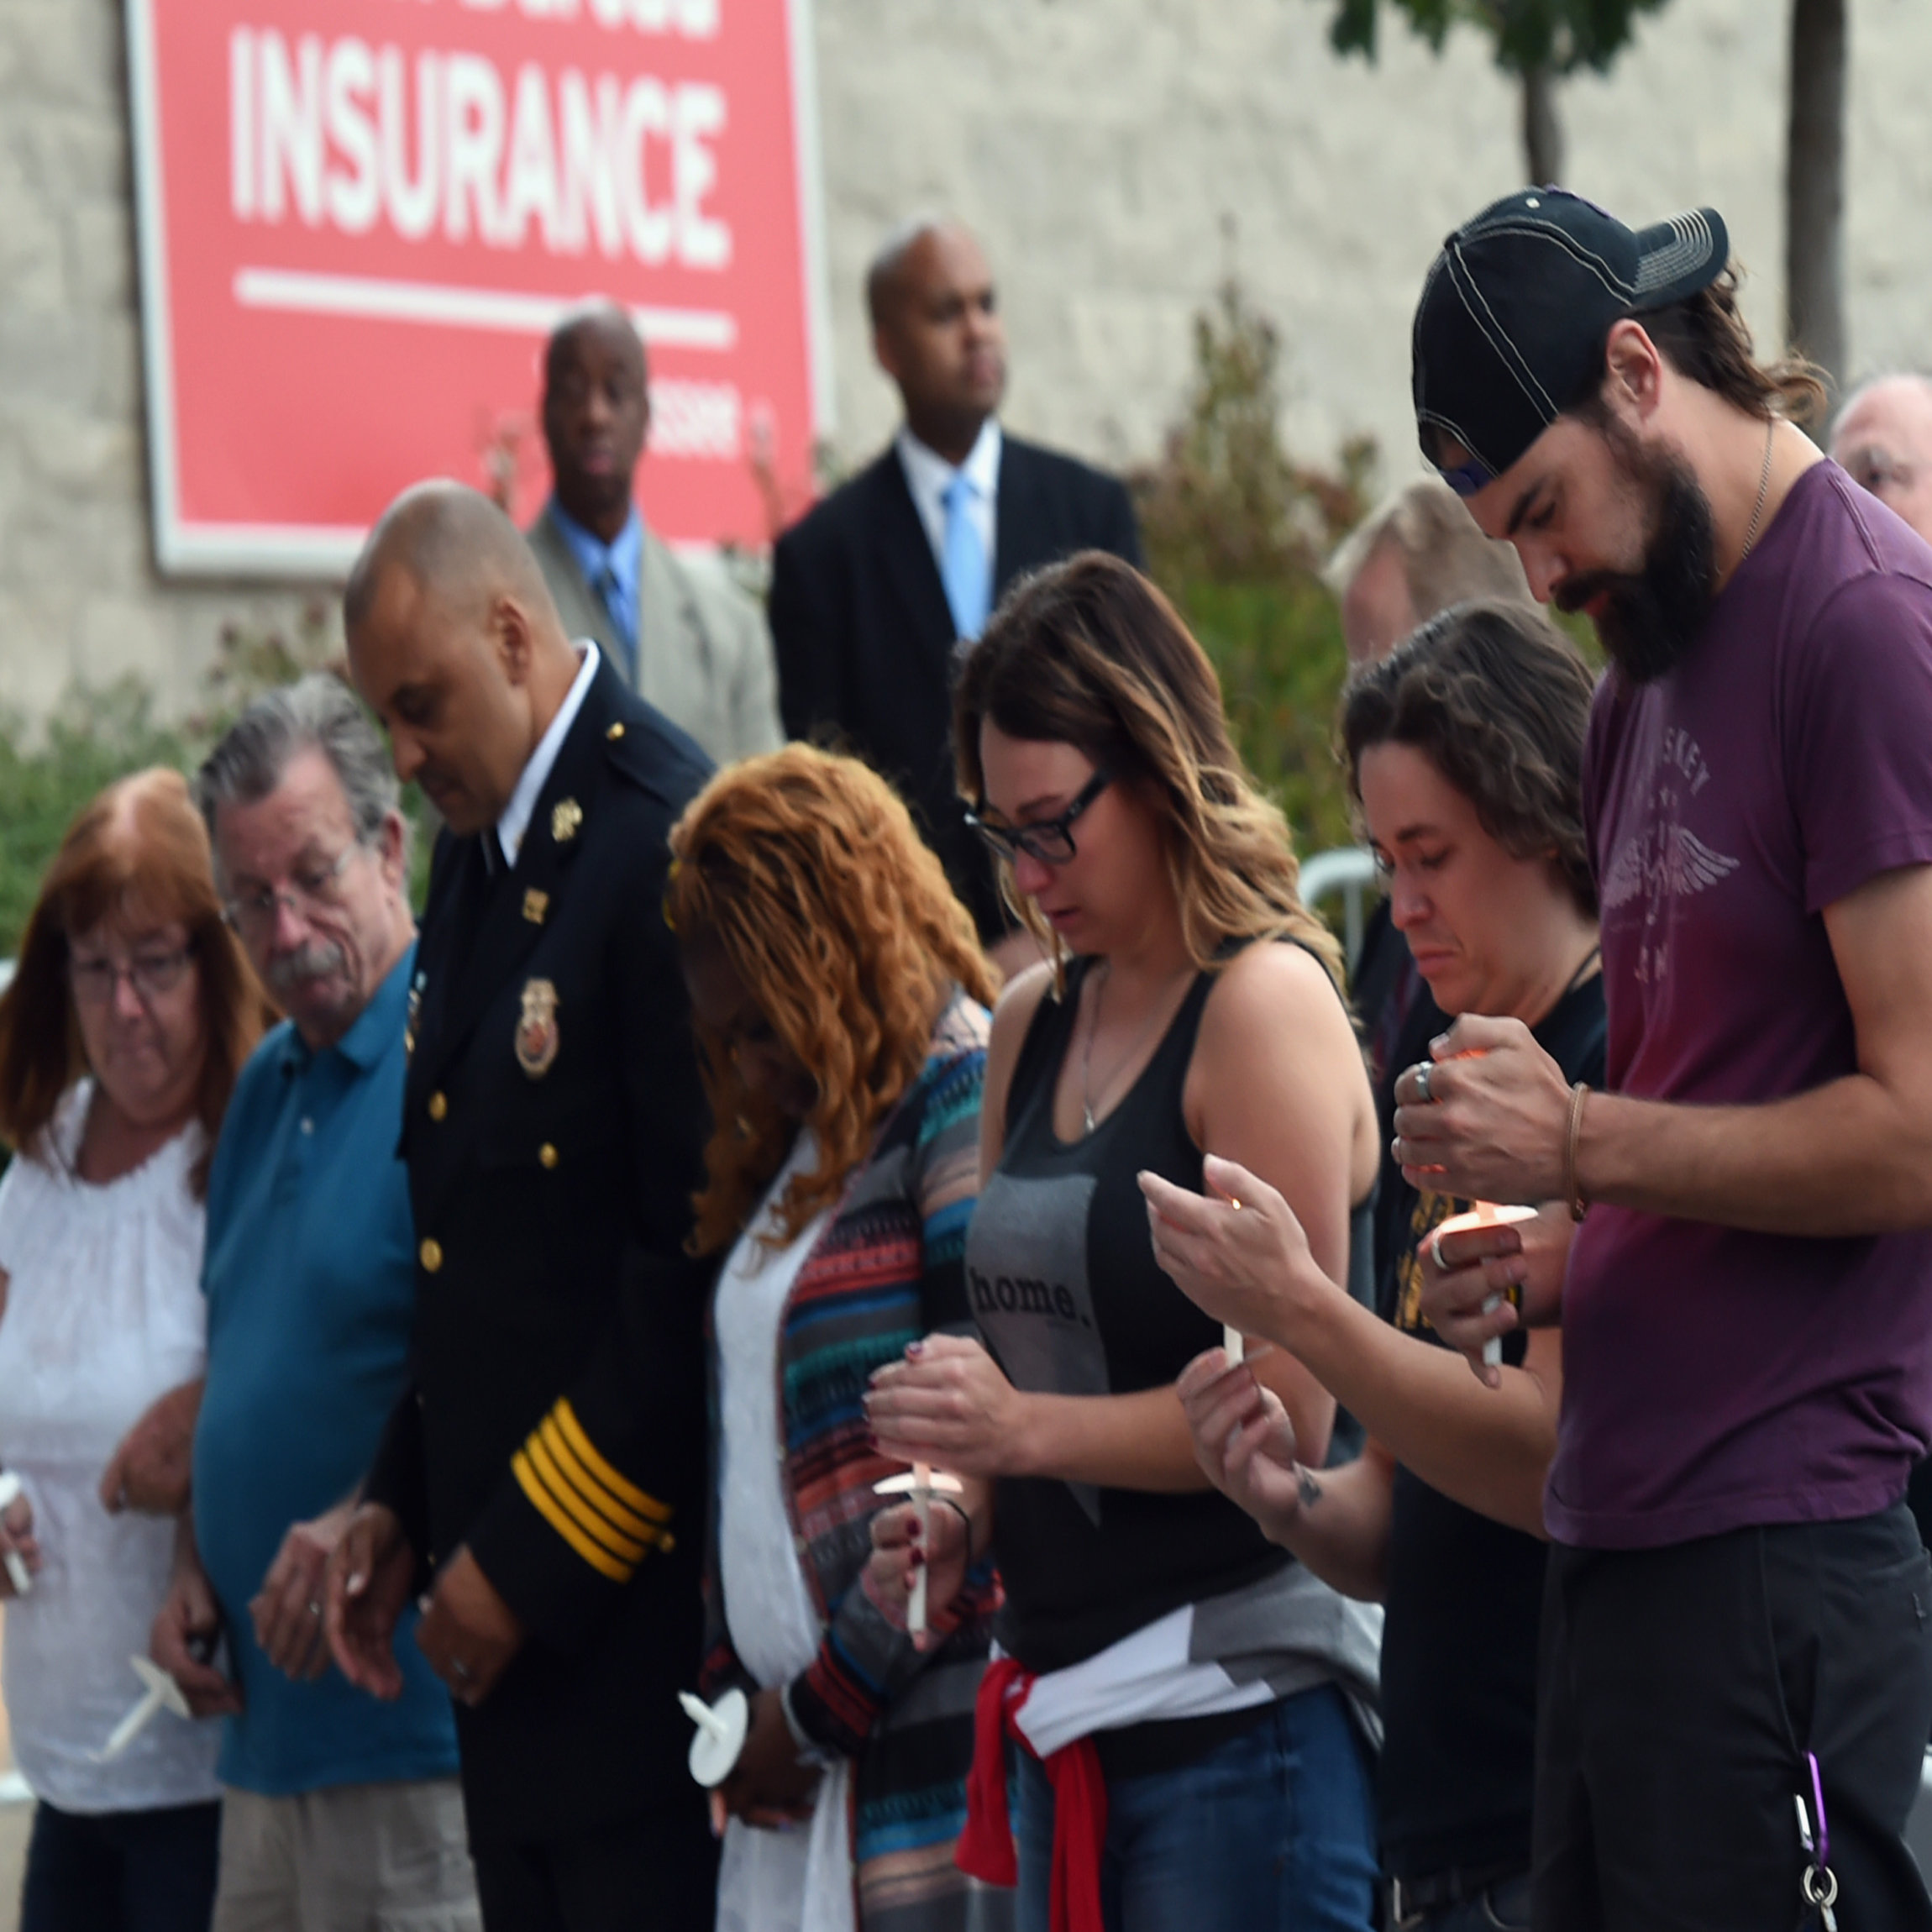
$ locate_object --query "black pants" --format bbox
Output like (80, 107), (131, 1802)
(471, 1796), (717, 1932)
(1535, 1504), (1932, 1931)
(19, 1799), (221, 1932)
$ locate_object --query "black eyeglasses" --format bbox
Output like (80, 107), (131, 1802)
(965, 769), (1111, 868)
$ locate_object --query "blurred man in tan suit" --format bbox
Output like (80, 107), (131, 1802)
(528, 302), (782, 766)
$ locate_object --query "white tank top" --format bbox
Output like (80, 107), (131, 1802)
(0, 1083), (222, 1813)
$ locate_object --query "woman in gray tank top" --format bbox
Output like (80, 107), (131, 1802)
(865, 554), (1383, 1932)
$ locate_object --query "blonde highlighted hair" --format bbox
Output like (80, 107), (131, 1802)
(953, 550), (1344, 991)
(666, 744), (998, 1256)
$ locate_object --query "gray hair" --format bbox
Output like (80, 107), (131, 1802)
(1831, 370), (1932, 440)
(1325, 475), (1531, 620)
(196, 674), (407, 883)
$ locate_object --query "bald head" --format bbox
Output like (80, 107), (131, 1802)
(1832, 374), (1932, 545)
(867, 218), (1006, 465)
(344, 482), (582, 836)
(346, 481), (560, 637)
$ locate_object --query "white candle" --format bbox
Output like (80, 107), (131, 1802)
(874, 1463), (965, 1641)
(1222, 1325), (1244, 1365)
(1430, 1202), (1536, 1367)
(908, 1461), (932, 1634)
(679, 1687), (749, 1788)
(95, 1656), (188, 1761)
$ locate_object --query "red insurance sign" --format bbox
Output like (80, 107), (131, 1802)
(125, 0), (829, 574)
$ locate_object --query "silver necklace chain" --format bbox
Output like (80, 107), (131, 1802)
(1740, 418), (1776, 565)
(1079, 961), (1187, 1135)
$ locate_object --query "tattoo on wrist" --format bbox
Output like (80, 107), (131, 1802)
(1295, 1466), (1322, 1510)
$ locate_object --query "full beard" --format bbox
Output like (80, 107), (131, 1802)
(1554, 428), (1717, 685)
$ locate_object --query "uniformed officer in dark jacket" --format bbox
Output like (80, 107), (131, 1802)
(324, 483), (717, 1930)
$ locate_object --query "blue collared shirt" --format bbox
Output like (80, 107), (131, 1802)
(194, 944), (460, 1794)
(550, 498), (644, 680)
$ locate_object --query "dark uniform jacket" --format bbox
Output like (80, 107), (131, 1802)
(769, 433), (1142, 941)
(363, 652), (713, 1847)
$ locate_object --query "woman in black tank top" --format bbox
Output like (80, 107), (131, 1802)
(864, 555), (1383, 1932)
(1148, 603), (1603, 1932)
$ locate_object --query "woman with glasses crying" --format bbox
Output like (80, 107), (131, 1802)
(0, 769), (262, 1932)
(864, 553), (1385, 1932)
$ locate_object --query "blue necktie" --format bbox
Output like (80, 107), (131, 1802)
(941, 474), (990, 642)
(592, 561), (638, 685)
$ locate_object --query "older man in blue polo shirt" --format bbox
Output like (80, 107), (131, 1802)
(150, 676), (479, 1929)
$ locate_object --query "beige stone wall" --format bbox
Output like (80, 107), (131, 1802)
(0, 2), (333, 722)
(3, 0), (1930, 722)
(813, 0), (1932, 481)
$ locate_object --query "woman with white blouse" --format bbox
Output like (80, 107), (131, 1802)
(0, 769), (261, 1932)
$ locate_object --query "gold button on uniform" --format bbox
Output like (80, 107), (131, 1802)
(428, 1091), (448, 1121)
(606, 721), (625, 740)
(538, 1142), (559, 1169)
(419, 1238), (444, 1273)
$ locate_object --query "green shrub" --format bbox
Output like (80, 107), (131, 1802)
(0, 604), (433, 960)
(0, 681), (196, 958)
(1130, 278), (1374, 860)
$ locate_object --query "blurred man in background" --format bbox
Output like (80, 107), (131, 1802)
(769, 216), (1141, 974)
(528, 302), (782, 766)
(1831, 373), (1932, 546)
(1325, 475), (1533, 667)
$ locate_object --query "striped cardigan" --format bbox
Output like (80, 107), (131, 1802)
(701, 995), (1011, 1931)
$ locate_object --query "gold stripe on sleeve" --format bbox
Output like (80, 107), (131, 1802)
(512, 1449), (635, 1583)
(551, 1400), (674, 1525)
(526, 1427), (648, 1562)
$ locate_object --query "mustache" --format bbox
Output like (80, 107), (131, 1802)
(265, 938), (347, 995)
(1554, 571), (1619, 616)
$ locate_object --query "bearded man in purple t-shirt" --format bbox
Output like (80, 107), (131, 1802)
(1395, 188), (1932, 1930)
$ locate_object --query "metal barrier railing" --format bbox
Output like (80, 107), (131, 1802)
(1298, 846), (1379, 973)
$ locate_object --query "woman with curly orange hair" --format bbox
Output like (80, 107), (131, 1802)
(666, 743), (1009, 1932)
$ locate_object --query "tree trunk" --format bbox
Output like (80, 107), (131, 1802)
(1786, 0), (1846, 416)
(1522, 62), (1563, 186)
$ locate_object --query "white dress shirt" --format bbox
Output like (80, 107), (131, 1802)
(895, 418), (1002, 587)
(496, 640), (600, 869)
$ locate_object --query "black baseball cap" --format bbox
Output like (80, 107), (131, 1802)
(1413, 187), (1730, 496)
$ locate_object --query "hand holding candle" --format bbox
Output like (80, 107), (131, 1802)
(95, 1656), (191, 1761)
(0, 1472), (33, 1597)
(874, 1461), (964, 1636)
(1428, 1202), (1538, 1367)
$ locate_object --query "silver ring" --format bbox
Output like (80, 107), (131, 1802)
(450, 1659), (474, 1682)
(1427, 1227), (1447, 1272)
(1413, 1061), (1434, 1105)
(307, 1600), (323, 1619)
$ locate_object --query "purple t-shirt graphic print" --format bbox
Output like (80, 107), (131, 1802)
(1551, 460), (1932, 1550)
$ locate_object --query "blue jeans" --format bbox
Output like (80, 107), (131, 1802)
(1011, 1684), (1378, 1932)
(20, 1799), (221, 1932)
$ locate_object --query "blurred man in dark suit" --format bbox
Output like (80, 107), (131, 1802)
(769, 218), (1142, 974)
